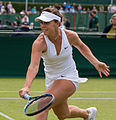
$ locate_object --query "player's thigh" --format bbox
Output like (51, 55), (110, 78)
(45, 79), (76, 106)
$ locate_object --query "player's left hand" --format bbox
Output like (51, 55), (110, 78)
(94, 62), (110, 78)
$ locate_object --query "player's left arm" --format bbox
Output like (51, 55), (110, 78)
(66, 30), (110, 77)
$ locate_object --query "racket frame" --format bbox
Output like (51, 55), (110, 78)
(23, 94), (55, 116)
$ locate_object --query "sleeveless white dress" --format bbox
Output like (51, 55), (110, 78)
(42, 28), (88, 89)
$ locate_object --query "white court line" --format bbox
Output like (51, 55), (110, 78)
(77, 91), (116, 93)
(0, 97), (116, 100)
(0, 91), (116, 93)
(0, 98), (21, 99)
(70, 98), (116, 100)
(0, 112), (15, 120)
(0, 91), (44, 93)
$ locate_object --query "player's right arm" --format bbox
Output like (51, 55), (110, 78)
(19, 34), (46, 98)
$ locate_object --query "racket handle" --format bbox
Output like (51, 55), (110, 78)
(24, 93), (30, 100)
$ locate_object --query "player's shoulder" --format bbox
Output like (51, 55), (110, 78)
(36, 33), (45, 41)
(33, 33), (45, 45)
(32, 33), (47, 52)
(64, 29), (77, 37)
(64, 29), (78, 40)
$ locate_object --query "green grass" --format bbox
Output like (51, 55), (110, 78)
(0, 78), (116, 120)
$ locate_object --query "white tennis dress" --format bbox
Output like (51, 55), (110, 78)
(42, 28), (88, 89)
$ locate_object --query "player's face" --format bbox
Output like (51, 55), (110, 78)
(40, 20), (58, 36)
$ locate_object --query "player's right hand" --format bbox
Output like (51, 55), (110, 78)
(19, 87), (30, 98)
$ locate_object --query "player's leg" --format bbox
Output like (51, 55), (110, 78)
(34, 79), (76, 120)
(34, 110), (49, 120)
(46, 79), (89, 119)
(34, 79), (88, 120)
(52, 100), (88, 120)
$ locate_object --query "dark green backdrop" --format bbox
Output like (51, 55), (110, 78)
(0, 36), (116, 78)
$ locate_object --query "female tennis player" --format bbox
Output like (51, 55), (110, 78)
(19, 7), (110, 120)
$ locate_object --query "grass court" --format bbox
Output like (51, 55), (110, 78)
(0, 78), (116, 120)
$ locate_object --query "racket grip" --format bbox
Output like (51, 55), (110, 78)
(24, 93), (30, 100)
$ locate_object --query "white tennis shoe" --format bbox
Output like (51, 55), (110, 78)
(83, 107), (97, 120)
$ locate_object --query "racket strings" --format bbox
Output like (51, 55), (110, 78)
(25, 96), (52, 114)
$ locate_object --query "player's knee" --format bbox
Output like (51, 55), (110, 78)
(57, 115), (66, 120)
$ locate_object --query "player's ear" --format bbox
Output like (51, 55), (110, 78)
(54, 20), (61, 27)
(55, 21), (60, 27)
(57, 21), (61, 27)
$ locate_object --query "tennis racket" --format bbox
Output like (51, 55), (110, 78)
(23, 93), (55, 116)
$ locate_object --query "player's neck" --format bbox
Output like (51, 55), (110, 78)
(48, 29), (61, 42)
